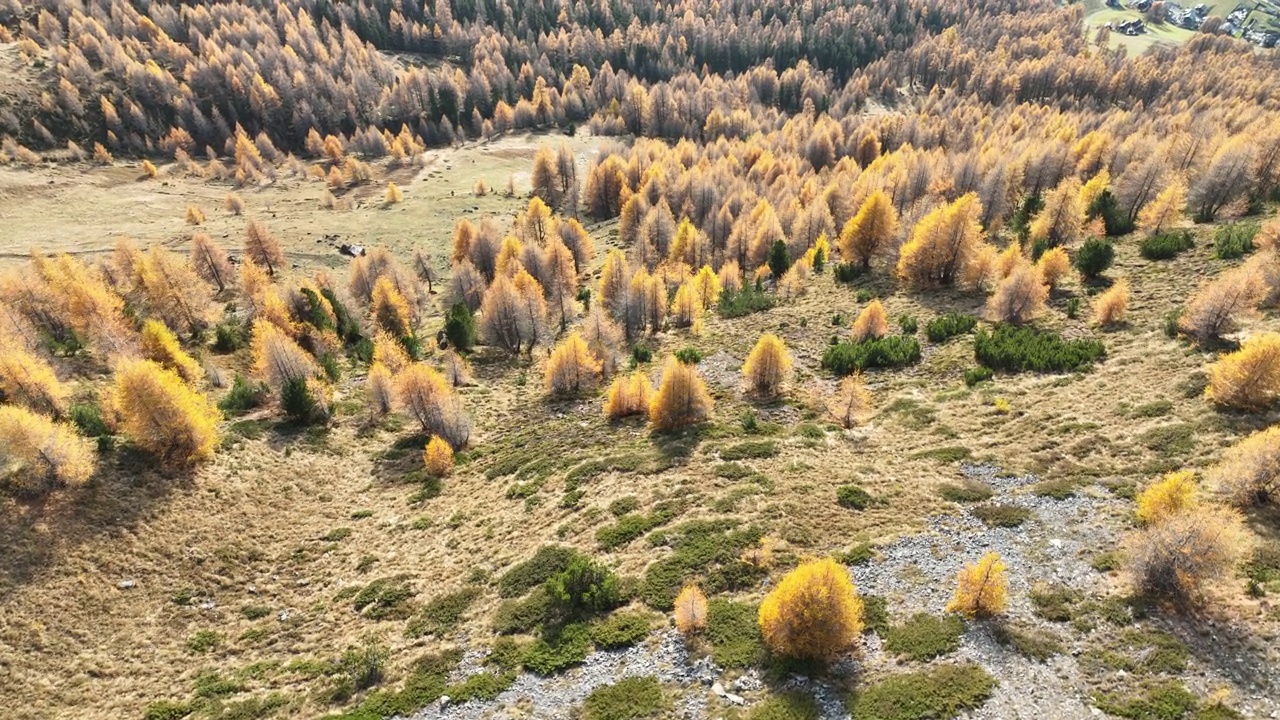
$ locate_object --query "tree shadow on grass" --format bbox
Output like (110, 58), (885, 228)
(0, 445), (190, 601)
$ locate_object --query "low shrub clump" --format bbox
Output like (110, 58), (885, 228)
(718, 283), (774, 318)
(883, 613), (964, 661)
(1139, 231), (1194, 260)
(925, 313), (978, 343)
(847, 663), (996, 720)
(579, 676), (667, 720)
(974, 325), (1105, 373)
(971, 503), (1032, 528)
(938, 478), (995, 502)
(822, 336), (921, 376)
(836, 484), (874, 510)
(1214, 222), (1257, 260)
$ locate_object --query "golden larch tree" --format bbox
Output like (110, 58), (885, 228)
(371, 276), (413, 338)
(1210, 426), (1280, 507)
(140, 319), (201, 383)
(1137, 179), (1187, 236)
(1123, 504), (1247, 599)
(603, 371), (654, 420)
(395, 363), (471, 449)
(649, 356), (714, 431)
(190, 233), (233, 293)
(742, 334), (793, 398)
(371, 330), (411, 374)
(366, 361), (395, 418)
(758, 557), (864, 663)
(111, 359), (219, 465)
(244, 219), (285, 276)
(1178, 265), (1266, 342)
(986, 265), (1048, 324)
(1035, 247), (1071, 290)
(0, 405), (95, 493)
(850, 300), (889, 343)
(544, 332), (603, 396)
(251, 320), (319, 390)
(1092, 279), (1130, 327)
(1028, 177), (1085, 247)
(384, 181), (403, 205)
(673, 583), (709, 636)
(946, 552), (1008, 618)
(896, 193), (987, 286)
(828, 374), (873, 429)
(422, 435), (454, 477)
(1136, 471), (1199, 525)
(0, 344), (68, 417)
(1205, 332), (1280, 411)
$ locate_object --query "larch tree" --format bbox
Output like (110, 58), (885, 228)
(580, 305), (624, 376)
(190, 233), (233, 293)
(479, 274), (524, 354)
(758, 557), (864, 663)
(541, 237), (579, 333)
(896, 193), (987, 286)
(0, 405), (96, 493)
(531, 146), (562, 208)
(422, 435), (454, 477)
(111, 358), (219, 465)
(673, 583), (709, 636)
(558, 218), (595, 272)
(512, 269), (549, 352)
(1190, 137), (1256, 221)
(1137, 179), (1187, 236)
(371, 276), (413, 339)
(1135, 471), (1199, 525)
(1035, 247), (1071, 290)
(365, 361), (395, 418)
(850, 300), (889, 343)
(828, 374), (873, 429)
(140, 319), (201, 383)
(1092, 279), (1130, 327)
(1178, 265), (1266, 343)
(742, 333), (793, 398)
(1123, 504), (1247, 599)
(986, 265), (1048, 324)
(648, 355), (714, 431)
(838, 190), (899, 270)
(1028, 177), (1085, 247)
(1210, 426), (1280, 507)
(598, 249), (631, 320)
(134, 248), (210, 335)
(945, 552), (1009, 618)
(244, 219), (285, 276)
(395, 363), (471, 449)
(1205, 332), (1280, 411)
(0, 344), (68, 417)
(603, 371), (654, 420)
(544, 332), (603, 396)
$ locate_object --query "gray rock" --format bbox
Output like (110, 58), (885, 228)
(118, 580), (136, 589)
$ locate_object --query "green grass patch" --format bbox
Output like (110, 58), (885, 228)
(351, 575), (416, 620)
(836, 484), (875, 510)
(938, 479), (994, 502)
(1031, 478), (1078, 500)
(187, 631), (222, 654)
(405, 587), (479, 638)
(1214, 222), (1257, 260)
(597, 504), (679, 550)
(497, 546), (583, 598)
(991, 623), (1064, 661)
(1139, 231), (1194, 260)
(744, 692), (822, 720)
(882, 613), (964, 662)
(911, 446), (972, 463)
(580, 676), (668, 720)
(1094, 680), (1197, 720)
(522, 623), (591, 675)
(492, 588), (555, 634)
(847, 663), (996, 720)
(640, 521), (765, 609)
(443, 671), (515, 704)
(589, 611), (654, 649)
(971, 503), (1032, 528)
(718, 440), (779, 460)
(1139, 424), (1195, 456)
(719, 283), (776, 318)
